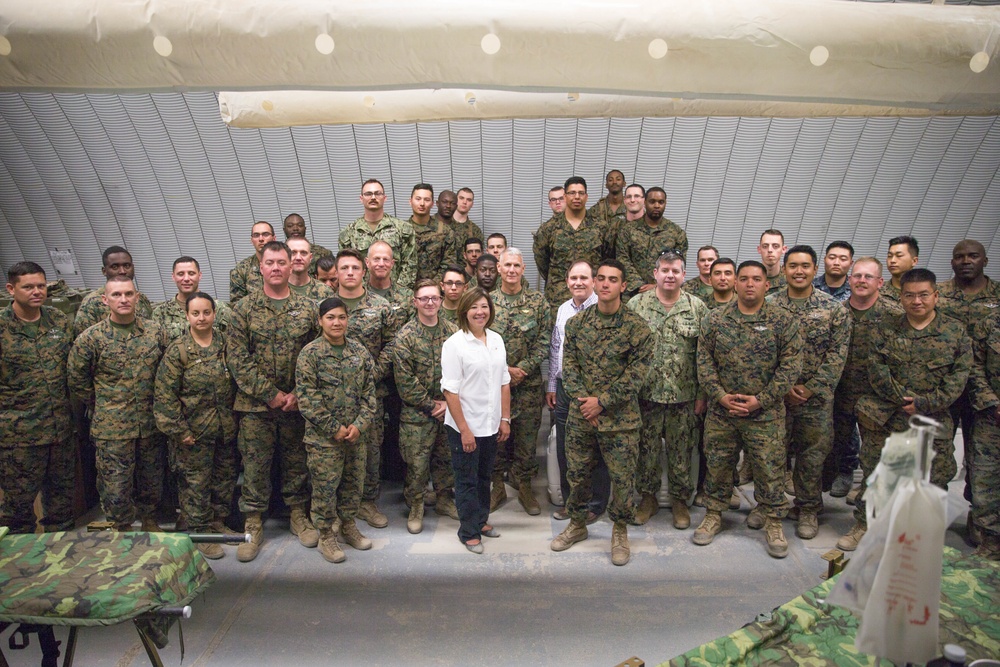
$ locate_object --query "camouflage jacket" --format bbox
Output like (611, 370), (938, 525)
(289, 278), (336, 306)
(627, 291), (707, 404)
(368, 281), (414, 330)
(491, 286), (552, 389)
(226, 289), (319, 412)
(765, 273), (787, 296)
(67, 317), (167, 439)
(391, 317), (458, 422)
(296, 336), (377, 446)
(615, 216), (689, 291)
(562, 303), (654, 432)
(0, 305), (73, 445)
(704, 294), (736, 311)
(813, 274), (851, 303)
(153, 332), (236, 443)
(834, 297), (903, 411)
(970, 313), (1000, 411)
(767, 289), (850, 403)
(858, 311), (972, 426)
(449, 218), (484, 264)
(698, 301), (803, 422)
(74, 287), (154, 338)
(229, 254), (263, 304)
(938, 277), (1000, 338)
(533, 211), (610, 307)
(150, 297), (232, 343)
(682, 277), (714, 302)
(344, 290), (397, 388)
(588, 197), (626, 259)
(408, 216), (460, 283)
(441, 307), (458, 323)
(338, 214), (417, 289)
(879, 280), (901, 304)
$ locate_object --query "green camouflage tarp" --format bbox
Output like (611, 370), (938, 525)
(663, 547), (1000, 666)
(0, 529), (215, 627)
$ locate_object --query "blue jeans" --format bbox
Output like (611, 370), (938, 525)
(555, 379), (609, 514)
(446, 426), (498, 543)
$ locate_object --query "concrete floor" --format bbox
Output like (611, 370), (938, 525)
(2, 434), (977, 667)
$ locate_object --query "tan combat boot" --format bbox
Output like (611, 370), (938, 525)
(434, 492), (459, 520)
(357, 501), (388, 529)
(611, 522), (630, 566)
(407, 503), (424, 534)
(634, 493), (659, 525)
(764, 517), (788, 558)
(517, 480), (541, 516)
(237, 512), (263, 562)
(550, 521), (588, 552)
(693, 511), (722, 546)
(490, 475), (507, 512)
(672, 502), (691, 530)
(746, 505), (765, 530)
(729, 487), (742, 510)
(784, 469), (796, 496)
(140, 516), (162, 532)
(318, 527), (345, 563)
(197, 542), (224, 560)
(796, 510), (819, 540)
(210, 518), (243, 537)
(289, 505), (319, 548)
(340, 520), (373, 550)
(836, 521), (867, 551)
(973, 533), (1000, 561)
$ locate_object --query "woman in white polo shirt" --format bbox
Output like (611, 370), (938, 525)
(441, 287), (511, 554)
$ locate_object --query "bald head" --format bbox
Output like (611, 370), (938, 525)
(367, 240), (394, 258)
(952, 239), (988, 283)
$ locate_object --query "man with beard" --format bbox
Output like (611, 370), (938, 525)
(339, 179), (417, 289)
(287, 238), (336, 305)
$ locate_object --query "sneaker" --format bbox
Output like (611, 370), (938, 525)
(289, 506), (319, 548)
(764, 517), (788, 558)
(836, 521), (867, 551)
(729, 487), (742, 510)
(550, 521), (588, 552)
(830, 472), (854, 498)
(796, 510), (818, 540)
(197, 542), (224, 560)
(407, 503), (424, 534)
(490, 478), (507, 512)
(319, 529), (345, 563)
(693, 511), (722, 546)
(634, 493), (659, 525)
(340, 520), (373, 550)
(693, 492), (707, 508)
(434, 494), (460, 521)
(784, 470), (795, 496)
(517, 482), (541, 516)
(141, 517), (163, 532)
(611, 522), (630, 566)
(357, 501), (388, 529)
(672, 502), (691, 530)
(845, 485), (861, 505)
(746, 506), (765, 530)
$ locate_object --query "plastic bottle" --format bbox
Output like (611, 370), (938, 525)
(926, 644), (968, 667)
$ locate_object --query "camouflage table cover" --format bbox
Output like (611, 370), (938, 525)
(0, 529), (215, 626)
(663, 547), (1000, 666)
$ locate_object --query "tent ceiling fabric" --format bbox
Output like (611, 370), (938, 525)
(1, 1), (999, 117)
(1, 92), (998, 304)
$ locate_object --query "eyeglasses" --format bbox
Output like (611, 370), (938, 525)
(362, 191), (385, 198)
(415, 296), (442, 304)
(548, 196), (565, 203)
(442, 281), (466, 287)
(850, 273), (879, 282)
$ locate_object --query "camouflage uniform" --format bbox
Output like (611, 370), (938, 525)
(227, 290), (319, 514)
(229, 254), (263, 304)
(765, 273), (787, 296)
(450, 219), (484, 264)
(616, 216), (689, 295)
(854, 311), (972, 526)
(627, 291), (707, 502)
(491, 286), (552, 486)
(296, 336), (377, 529)
(704, 294), (735, 311)
(408, 216), (460, 283)
(441, 307), (458, 323)
(562, 304), (654, 525)
(0, 305), (75, 533)
(151, 297), (233, 343)
(289, 278), (336, 306)
(344, 290), (397, 502)
(73, 287), (154, 338)
(391, 317), (458, 506)
(338, 214), (417, 289)
(67, 317), (167, 525)
(682, 277), (715, 302)
(153, 332), (238, 530)
(533, 211), (610, 309)
(767, 289), (850, 513)
(879, 280), (902, 304)
(969, 314), (1000, 542)
(368, 281), (414, 330)
(698, 301), (803, 518)
(588, 197), (626, 259)
(813, 274), (851, 302)
(308, 242), (334, 277)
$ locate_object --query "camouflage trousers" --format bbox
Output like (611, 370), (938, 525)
(855, 411), (956, 526)
(305, 438), (366, 530)
(637, 400), (698, 500)
(173, 433), (238, 530)
(399, 418), (454, 507)
(565, 416), (638, 525)
(94, 436), (164, 525)
(237, 410), (309, 513)
(785, 398), (834, 513)
(494, 381), (543, 484)
(363, 403), (385, 502)
(971, 409), (1000, 539)
(0, 438), (76, 534)
(703, 411), (786, 517)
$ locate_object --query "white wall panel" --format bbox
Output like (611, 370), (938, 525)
(714, 117), (770, 262)
(448, 121), (486, 232)
(288, 125), (339, 250)
(664, 117), (707, 250)
(512, 119), (545, 287)
(690, 118), (740, 265)
(321, 124), (365, 232)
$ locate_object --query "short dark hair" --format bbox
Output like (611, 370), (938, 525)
(888, 235), (919, 257)
(184, 291), (216, 312)
(251, 221), (275, 234)
(413, 278), (443, 296)
(411, 183), (434, 197)
(476, 254), (498, 267)
(317, 255), (337, 272)
(362, 178), (384, 192)
(656, 250), (686, 270)
(486, 233), (507, 246)
(261, 241), (291, 260)
(698, 245), (720, 259)
(457, 187), (474, 197)
(597, 258), (627, 282)
(336, 248), (365, 267)
(456, 287), (495, 333)
(607, 169), (625, 180)
(624, 183), (645, 197)
(464, 237), (483, 251)
(319, 297), (348, 318)
(784, 245), (817, 266)
(759, 229), (784, 244)
(826, 241), (855, 257)
(646, 186), (666, 199)
(567, 260), (594, 277)
(442, 265), (468, 281)
(549, 185), (564, 194)
(900, 268), (936, 289)
(737, 260), (769, 277)
(710, 258), (737, 273)
(564, 176), (587, 192)
(173, 256), (200, 271)
(102, 246), (131, 266)
(7, 261), (46, 284)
